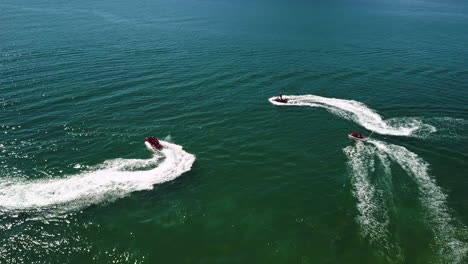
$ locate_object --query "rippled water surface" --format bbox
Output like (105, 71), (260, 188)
(1, 0), (467, 263)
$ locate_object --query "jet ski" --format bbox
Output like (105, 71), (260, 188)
(145, 137), (163, 150)
(348, 133), (366, 140)
(273, 98), (288, 103)
(273, 95), (288, 103)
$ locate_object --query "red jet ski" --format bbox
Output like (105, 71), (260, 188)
(145, 137), (163, 150)
(348, 133), (366, 140)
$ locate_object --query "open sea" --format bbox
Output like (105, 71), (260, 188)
(1, 0), (468, 263)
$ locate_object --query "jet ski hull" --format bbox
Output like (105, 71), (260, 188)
(273, 98), (288, 103)
(348, 133), (366, 140)
(145, 137), (163, 150)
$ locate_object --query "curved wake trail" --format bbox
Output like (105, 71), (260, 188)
(269, 94), (465, 261)
(368, 140), (467, 263)
(0, 141), (195, 213)
(345, 140), (466, 262)
(269, 95), (436, 137)
(344, 143), (402, 262)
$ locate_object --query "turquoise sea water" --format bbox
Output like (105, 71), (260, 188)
(1, 0), (468, 263)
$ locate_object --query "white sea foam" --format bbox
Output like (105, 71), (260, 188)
(344, 143), (398, 260)
(345, 139), (466, 262)
(369, 140), (467, 263)
(0, 141), (195, 213)
(269, 95), (436, 137)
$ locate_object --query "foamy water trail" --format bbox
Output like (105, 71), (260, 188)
(369, 140), (467, 263)
(269, 95), (436, 137)
(0, 141), (195, 213)
(344, 143), (388, 241)
(344, 142), (401, 261)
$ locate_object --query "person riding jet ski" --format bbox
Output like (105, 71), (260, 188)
(273, 94), (288, 103)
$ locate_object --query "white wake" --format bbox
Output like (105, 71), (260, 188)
(368, 140), (467, 263)
(269, 95), (436, 137)
(345, 140), (466, 262)
(270, 94), (465, 261)
(344, 142), (402, 261)
(0, 140), (195, 213)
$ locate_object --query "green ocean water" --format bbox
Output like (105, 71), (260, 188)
(1, 0), (468, 263)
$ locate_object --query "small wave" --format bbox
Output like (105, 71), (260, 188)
(421, 117), (467, 141)
(269, 95), (436, 137)
(0, 141), (195, 213)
